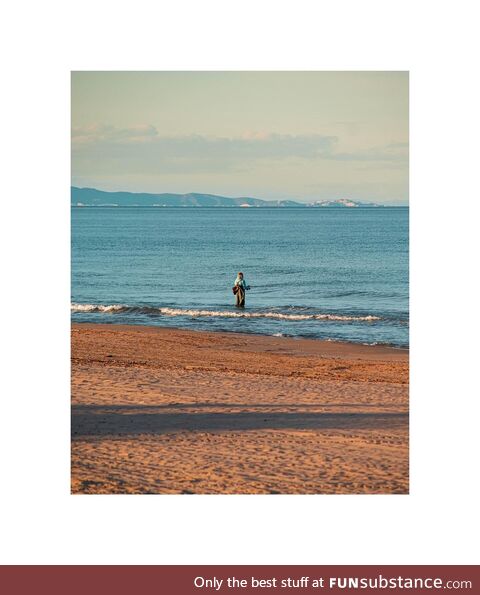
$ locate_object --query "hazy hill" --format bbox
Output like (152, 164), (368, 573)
(71, 187), (303, 207)
(309, 198), (383, 208)
(71, 187), (386, 207)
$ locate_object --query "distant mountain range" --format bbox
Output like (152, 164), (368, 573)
(71, 187), (387, 208)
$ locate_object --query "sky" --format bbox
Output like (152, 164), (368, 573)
(71, 72), (408, 204)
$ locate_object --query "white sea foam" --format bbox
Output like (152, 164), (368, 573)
(71, 303), (126, 313)
(158, 307), (379, 321)
(71, 303), (381, 322)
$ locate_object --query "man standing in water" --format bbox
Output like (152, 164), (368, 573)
(233, 271), (250, 307)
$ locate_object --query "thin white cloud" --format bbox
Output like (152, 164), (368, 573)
(72, 124), (408, 176)
(328, 142), (408, 163)
(72, 124), (337, 158)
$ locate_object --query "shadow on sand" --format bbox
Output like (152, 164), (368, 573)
(71, 403), (408, 438)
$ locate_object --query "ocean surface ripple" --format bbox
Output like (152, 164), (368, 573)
(72, 207), (409, 346)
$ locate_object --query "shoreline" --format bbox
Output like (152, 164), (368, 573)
(71, 322), (409, 361)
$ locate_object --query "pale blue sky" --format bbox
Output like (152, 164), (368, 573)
(72, 72), (408, 204)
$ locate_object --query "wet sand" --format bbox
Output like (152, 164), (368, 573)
(71, 323), (409, 494)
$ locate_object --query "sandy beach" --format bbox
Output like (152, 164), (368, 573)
(71, 323), (408, 494)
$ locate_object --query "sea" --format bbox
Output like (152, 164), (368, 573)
(71, 207), (409, 347)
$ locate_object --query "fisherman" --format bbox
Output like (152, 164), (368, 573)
(233, 271), (250, 307)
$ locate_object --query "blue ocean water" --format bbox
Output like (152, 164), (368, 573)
(71, 207), (409, 347)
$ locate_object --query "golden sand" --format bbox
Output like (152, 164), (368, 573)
(71, 324), (408, 494)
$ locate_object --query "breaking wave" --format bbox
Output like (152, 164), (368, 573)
(71, 303), (381, 322)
